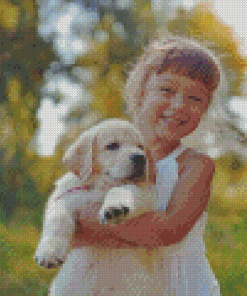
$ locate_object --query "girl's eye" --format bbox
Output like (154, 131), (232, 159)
(160, 87), (173, 93)
(189, 96), (201, 102)
(106, 143), (120, 150)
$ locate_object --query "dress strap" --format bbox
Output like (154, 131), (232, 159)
(155, 144), (188, 211)
(168, 144), (188, 160)
(156, 144), (188, 168)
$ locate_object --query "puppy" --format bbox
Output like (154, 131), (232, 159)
(34, 119), (158, 295)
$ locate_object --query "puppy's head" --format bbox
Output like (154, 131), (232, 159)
(62, 119), (148, 186)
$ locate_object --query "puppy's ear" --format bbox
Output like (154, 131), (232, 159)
(62, 129), (96, 184)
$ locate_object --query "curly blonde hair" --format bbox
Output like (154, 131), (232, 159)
(124, 35), (225, 119)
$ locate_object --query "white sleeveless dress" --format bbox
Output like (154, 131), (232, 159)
(155, 144), (221, 295)
(50, 144), (221, 295)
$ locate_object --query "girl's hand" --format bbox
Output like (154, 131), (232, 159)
(72, 219), (107, 249)
(71, 218), (140, 249)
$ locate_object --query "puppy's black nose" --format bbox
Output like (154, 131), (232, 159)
(129, 154), (146, 179)
(130, 154), (146, 166)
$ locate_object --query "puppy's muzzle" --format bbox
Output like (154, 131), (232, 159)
(128, 154), (146, 180)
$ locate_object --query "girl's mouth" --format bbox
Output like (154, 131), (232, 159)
(161, 115), (187, 126)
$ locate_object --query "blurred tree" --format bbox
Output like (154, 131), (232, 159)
(0, 0), (58, 225)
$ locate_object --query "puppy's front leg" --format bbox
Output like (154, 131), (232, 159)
(34, 199), (76, 268)
(99, 185), (151, 225)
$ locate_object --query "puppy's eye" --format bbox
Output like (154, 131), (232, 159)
(138, 145), (144, 150)
(106, 143), (120, 150)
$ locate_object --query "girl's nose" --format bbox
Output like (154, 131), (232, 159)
(163, 93), (184, 117)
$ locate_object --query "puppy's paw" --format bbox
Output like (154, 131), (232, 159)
(99, 206), (130, 225)
(34, 237), (70, 268)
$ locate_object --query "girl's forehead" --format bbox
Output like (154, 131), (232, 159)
(145, 70), (209, 96)
(145, 72), (173, 87)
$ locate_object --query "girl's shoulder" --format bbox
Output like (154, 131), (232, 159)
(177, 147), (215, 176)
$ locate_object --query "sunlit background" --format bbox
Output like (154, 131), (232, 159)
(27, 0), (247, 159)
(0, 0), (246, 295)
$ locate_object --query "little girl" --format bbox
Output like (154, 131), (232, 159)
(72, 35), (223, 295)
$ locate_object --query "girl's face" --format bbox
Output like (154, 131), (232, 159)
(134, 69), (212, 154)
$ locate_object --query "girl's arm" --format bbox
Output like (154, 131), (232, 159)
(72, 153), (215, 250)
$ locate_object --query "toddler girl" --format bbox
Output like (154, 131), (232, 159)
(72, 35), (224, 295)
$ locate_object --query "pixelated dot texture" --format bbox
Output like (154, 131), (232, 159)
(3, 3), (244, 294)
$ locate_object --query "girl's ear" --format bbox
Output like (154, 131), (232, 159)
(62, 129), (97, 184)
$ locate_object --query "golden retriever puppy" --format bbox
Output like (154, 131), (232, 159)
(34, 119), (157, 295)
